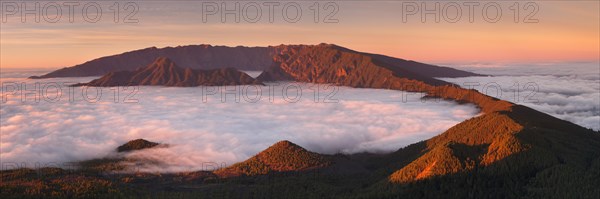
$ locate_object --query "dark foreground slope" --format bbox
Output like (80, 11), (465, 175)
(71, 57), (261, 87)
(30, 44), (479, 79)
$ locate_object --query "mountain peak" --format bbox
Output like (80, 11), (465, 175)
(143, 57), (179, 71)
(214, 140), (330, 177)
(269, 140), (301, 149)
(116, 139), (160, 152)
(72, 57), (262, 87)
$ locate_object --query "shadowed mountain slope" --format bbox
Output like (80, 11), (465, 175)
(72, 57), (261, 87)
(386, 104), (600, 183)
(31, 45), (274, 78)
(256, 44), (452, 86)
(369, 104), (600, 198)
(30, 44), (479, 79)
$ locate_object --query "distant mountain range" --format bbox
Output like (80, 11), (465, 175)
(30, 44), (480, 79)
(30, 45), (273, 78)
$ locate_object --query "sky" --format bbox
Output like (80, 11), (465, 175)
(0, 1), (599, 68)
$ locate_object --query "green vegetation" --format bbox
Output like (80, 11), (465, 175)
(0, 168), (128, 199)
(215, 141), (330, 177)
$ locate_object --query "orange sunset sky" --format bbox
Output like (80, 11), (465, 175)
(0, 1), (598, 69)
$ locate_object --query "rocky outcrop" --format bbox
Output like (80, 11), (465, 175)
(72, 57), (262, 87)
(116, 139), (160, 153)
(257, 44), (452, 87)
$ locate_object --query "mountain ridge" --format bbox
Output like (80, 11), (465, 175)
(30, 43), (480, 79)
(71, 57), (262, 87)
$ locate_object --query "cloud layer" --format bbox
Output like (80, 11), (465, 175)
(440, 62), (600, 130)
(1, 73), (477, 172)
(3, 62), (597, 172)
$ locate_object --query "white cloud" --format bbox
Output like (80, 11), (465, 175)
(440, 62), (600, 130)
(1, 73), (477, 172)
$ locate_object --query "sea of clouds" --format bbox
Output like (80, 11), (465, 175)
(439, 62), (600, 131)
(0, 70), (478, 172)
(3, 62), (596, 172)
